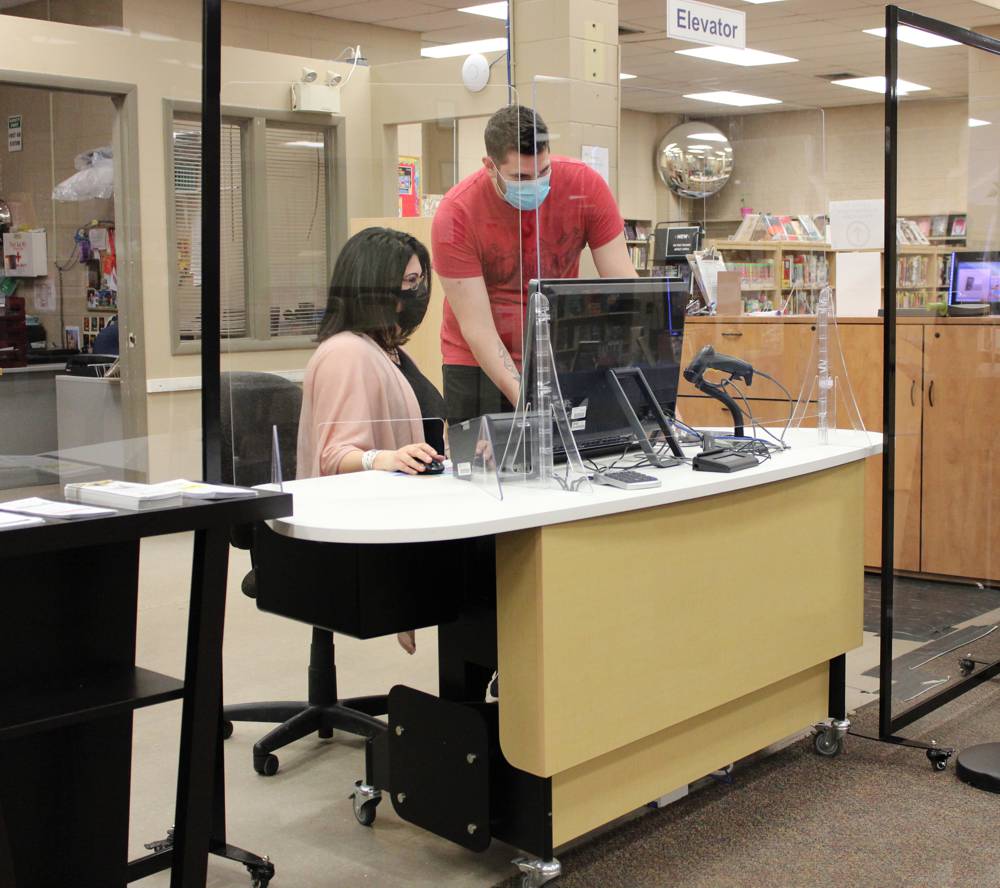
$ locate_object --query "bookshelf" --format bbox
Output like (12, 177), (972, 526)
(623, 219), (652, 275)
(710, 241), (834, 313)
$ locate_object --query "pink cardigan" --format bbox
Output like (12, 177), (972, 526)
(297, 332), (424, 478)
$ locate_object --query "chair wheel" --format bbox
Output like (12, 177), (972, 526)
(927, 749), (951, 771)
(222, 720), (234, 740)
(254, 753), (279, 776)
(247, 859), (275, 888)
(354, 799), (379, 826)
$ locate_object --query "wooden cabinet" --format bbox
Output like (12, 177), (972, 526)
(921, 326), (1000, 580)
(680, 318), (997, 581)
(838, 324), (923, 572)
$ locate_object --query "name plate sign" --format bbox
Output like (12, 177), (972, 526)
(667, 0), (746, 49)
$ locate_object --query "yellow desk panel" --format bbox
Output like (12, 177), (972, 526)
(496, 461), (864, 779)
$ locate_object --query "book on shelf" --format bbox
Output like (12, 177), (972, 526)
(65, 479), (258, 511)
(897, 218), (929, 245)
(930, 215), (949, 237)
(731, 213), (760, 242)
(950, 215), (967, 237)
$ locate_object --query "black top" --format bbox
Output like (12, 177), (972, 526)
(397, 349), (447, 455)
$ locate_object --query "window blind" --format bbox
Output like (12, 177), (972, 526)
(265, 125), (328, 338)
(172, 118), (247, 340)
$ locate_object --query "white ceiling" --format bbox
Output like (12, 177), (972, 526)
(240, 0), (1000, 113)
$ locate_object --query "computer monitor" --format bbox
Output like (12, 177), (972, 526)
(949, 251), (1000, 305)
(530, 276), (686, 457)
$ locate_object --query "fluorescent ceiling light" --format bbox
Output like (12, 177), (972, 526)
(286, 141), (324, 148)
(458, 2), (507, 19)
(739, 0), (785, 4)
(831, 76), (929, 95)
(620, 72), (637, 80)
(684, 90), (782, 107)
(687, 132), (728, 142)
(675, 46), (797, 67)
(864, 26), (960, 48)
(421, 37), (508, 59)
(969, 118), (992, 127)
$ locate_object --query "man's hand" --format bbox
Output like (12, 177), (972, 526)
(441, 275), (521, 405)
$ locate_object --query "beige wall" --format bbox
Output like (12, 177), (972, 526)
(3, 0), (121, 27)
(0, 86), (116, 349)
(123, 0), (421, 66)
(619, 99), (969, 225)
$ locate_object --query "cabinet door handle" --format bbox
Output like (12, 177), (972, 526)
(721, 331), (743, 338)
(910, 380), (916, 407)
(928, 379), (935, 408)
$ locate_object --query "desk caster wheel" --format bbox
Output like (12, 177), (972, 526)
(254, 753), (279, 777)
(959, 658), (975, 677)
(927, 749), (951, 772)
(351, 781), (381, 827)
(247, 858), (274, 888)
(814, 730), (843, 757)
(222, 720), (234, 740)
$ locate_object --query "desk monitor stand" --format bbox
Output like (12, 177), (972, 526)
(605, 367), (683, 468)
(790, 286), (868, 444)
(501, 289), (591, 493)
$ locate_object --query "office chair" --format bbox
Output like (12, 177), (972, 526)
(219, 371), (388, 779)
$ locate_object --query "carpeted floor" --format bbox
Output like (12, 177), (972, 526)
(493, 680), (1000, 888)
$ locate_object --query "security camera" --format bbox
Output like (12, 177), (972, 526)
(326, 71), (343, 87)
(300, 67), (318, 83)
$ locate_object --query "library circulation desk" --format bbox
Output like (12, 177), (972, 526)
(260, 430), (878, 867)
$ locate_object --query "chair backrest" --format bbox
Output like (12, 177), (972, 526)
(220, 372), (302, 487)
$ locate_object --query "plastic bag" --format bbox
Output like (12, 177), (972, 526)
(53, 146), (114, 201)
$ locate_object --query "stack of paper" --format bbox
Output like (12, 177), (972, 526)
(0, 497), (116, 520)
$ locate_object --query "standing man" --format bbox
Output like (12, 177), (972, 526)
(431, 104), (638, 425)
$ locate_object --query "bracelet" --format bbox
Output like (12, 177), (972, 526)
(361, 449), (380, 471)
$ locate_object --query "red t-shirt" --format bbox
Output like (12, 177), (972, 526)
(432, 156), (624, 367)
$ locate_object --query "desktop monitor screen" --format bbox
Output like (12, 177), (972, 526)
(949, 252), (1000, 304)
(531, 277), (685, 454)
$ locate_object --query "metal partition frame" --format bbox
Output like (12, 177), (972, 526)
(880, 6), (1000, 738)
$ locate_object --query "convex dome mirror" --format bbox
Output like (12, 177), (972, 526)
(656, 122), (734, 199)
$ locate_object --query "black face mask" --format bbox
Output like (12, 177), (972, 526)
(397, 281), (429, 330)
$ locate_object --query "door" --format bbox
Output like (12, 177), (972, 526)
(921, 325), (1000, 580)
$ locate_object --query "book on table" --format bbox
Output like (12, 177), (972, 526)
(65, 479), (258, 510)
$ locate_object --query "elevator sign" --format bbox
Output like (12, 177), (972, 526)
(667, 0), (746, 50)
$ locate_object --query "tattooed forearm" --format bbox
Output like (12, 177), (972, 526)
(498, 338), (520, 381)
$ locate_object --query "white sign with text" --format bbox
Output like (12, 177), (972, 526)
(667, 0), (746, 50)
(7, 115), (22, 153)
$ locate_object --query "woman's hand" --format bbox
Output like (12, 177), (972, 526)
(374, 443), (442, 475)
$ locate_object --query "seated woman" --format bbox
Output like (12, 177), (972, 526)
(298, 226), (446, 479)
(297, 227), (447, 654)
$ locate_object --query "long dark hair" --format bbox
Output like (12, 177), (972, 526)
(317, 227), (431, 351)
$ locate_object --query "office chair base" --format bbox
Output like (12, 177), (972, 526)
(224, 697), (388, 776)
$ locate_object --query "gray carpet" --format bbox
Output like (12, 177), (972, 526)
(494, 681), (1000, 888)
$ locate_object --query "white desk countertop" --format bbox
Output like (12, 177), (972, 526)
(265, 429), (882, 545)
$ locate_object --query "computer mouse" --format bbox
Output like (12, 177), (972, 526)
(419, 459), (446, 475)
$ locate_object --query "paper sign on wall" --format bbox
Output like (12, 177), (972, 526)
(582, 145), (609, 183)
(835, 252), (881, 317)
(32, 278), (56, 313)
(667, 0), (746, 50)
(7, 115), (21, 153)
(829, 199), (884, 251)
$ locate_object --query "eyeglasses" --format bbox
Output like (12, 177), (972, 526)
(402, 272), (426, 289)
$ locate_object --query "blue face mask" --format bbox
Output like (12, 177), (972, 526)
(495, 165), (551, 212)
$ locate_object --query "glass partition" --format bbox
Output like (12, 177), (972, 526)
(885, 26), (1000, 729)
(0, 6), (204, 500)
